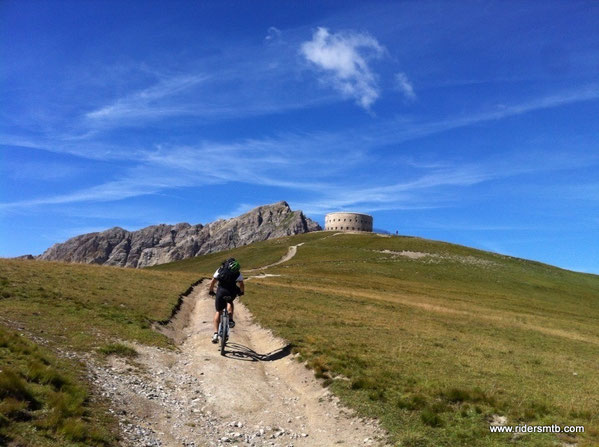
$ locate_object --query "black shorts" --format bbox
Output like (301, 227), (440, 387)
(214, 287), (237, 312)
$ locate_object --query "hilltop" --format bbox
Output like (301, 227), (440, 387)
(36, 201), (321, 268)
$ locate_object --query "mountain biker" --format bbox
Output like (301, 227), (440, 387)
(208, 258), (244, 344)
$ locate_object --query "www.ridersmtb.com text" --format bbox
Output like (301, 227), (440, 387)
(490, 424), (584, 434)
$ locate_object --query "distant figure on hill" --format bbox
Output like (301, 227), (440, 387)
(208, 258), (245, 343)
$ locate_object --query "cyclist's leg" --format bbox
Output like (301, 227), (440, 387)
(214, 292), (226, 333)
(228, 300), (234, 321)
(213, 311), (220, 333)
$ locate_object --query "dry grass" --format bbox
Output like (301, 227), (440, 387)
(0, 259), (199, 446)
(2, 231), (598, 446)
(234, 232), (599, 447)
(0, 259), (198, 351)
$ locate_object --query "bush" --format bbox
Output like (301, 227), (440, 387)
(98, 343), (138, 358)
(59, 417), (89, 442)
(442, 388), (471, 403)
(0, 369), (38, 409)
(0, 397), (31, 421)
(350, 376), (377, 390)
(397, 394), (427, 410)
(26, 360), (69, 390)
(421, 408), (444, 427)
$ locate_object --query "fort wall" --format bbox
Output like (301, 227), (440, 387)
(324, 212), (373, 232)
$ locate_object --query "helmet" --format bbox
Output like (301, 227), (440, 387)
(227, 259), (240, 272)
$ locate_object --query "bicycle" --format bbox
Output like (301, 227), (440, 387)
(217, 297), (232, 356)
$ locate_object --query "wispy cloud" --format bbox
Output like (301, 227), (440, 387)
(265, 26), (282, 43)
(0, 179), (163, 210)
(395, 72), (416, 101)
(216, 202), (264, 220)
(293, 165), (494, 215)
(300, 27), (384, 109)
(5, 82), (597, 165)
(85, 74), (208, 123)
(3, 86), (597, 214)
(379, 84), (599, 144)
(1, 138), (486, 214)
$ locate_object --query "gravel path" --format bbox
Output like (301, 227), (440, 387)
(87, 244), (390, 446)
(246, 243), (304, 272)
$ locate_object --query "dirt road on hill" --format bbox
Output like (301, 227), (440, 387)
(246, 243), (304, 272)
(89, 244), (389, 447)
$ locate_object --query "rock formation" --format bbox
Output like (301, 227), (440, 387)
(38, 201), (321, 268)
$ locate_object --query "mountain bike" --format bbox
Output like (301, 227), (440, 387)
(217, 299), (231, 356)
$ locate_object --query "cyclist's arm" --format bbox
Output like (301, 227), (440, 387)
(237, 280), (245, 295)
(209, 278), (217, 294)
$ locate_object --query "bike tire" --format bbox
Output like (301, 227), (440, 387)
(220, 312), (228, 356)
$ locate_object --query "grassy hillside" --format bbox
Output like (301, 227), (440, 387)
(0, 325), (116, 446)
(150, 230), (332, 275)
(162, 231), (599, 447)
(0, 243), (295, 446)
(0, 260), (200, 446)
(2, 231), (598, 446)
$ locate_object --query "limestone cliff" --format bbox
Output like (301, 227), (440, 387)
(38, 201), (321, 268)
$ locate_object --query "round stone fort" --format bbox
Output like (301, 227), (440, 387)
(325, 212), (373, 232)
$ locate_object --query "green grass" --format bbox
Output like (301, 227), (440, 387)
(2, 231), (599, 446)
(0, 258), (199, 446)
(98, 343), (138, 358)
(162, 231), (598, 447)
(0, 325), (116, 446)
(0, 260), (198, 352)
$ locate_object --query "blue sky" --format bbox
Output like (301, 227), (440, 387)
(1, 1), (598, 274)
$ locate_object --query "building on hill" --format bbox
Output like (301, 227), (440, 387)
(324, 212), (373, 232)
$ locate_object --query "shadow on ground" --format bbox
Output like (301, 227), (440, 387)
(223, 343), (294, 362)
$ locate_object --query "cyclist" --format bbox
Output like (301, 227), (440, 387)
(208, 258), (244, 343)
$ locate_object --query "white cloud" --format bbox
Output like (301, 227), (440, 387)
(395, 72), (416, 101)
(4, 86), (598, 213)
(85, 74), (208, 122)
(293, 165), (494, 215)
(265, 26), (282, 42)
(300, 27), (384, 109)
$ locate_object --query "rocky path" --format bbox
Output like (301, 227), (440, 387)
(89, 245), (389, 447)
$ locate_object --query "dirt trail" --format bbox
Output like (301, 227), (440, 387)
(90, 244), (389, 447)
(246, 243), (304, 273)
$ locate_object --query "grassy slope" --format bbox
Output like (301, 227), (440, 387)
(2, 232), (598, 446)
(0, 260), (199, 446)
(161, 231), (599, 447)
(0, 261), (198, 351)
(0, 325), (116, 446)
(0, 242), (292, 446)
(149, 231), (332, 275)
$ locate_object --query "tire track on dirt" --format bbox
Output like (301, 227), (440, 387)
(91, 243), (389, 446)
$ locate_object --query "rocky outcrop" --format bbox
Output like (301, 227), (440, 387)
(38, 202), (321, 268)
